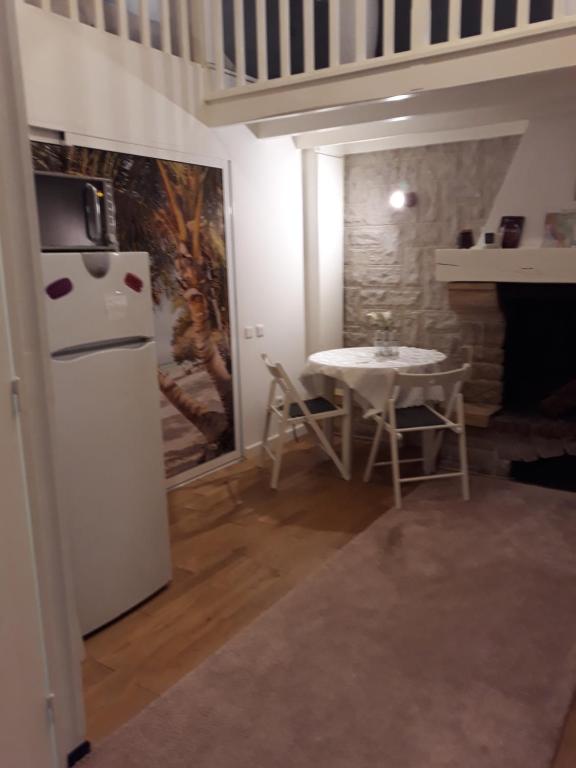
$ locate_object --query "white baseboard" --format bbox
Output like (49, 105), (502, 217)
(168, 426), (309, 490)
(244, 424), (308, 461)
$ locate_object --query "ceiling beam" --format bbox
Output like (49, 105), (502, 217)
(316, 121), (528, 158)
(250, 67), (576, 139)
(293, 101), (575, 150)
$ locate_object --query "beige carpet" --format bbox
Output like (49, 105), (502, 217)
(86, 477), (576, 768)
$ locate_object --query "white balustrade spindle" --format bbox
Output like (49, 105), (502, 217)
(355, 0), (367, 61)
(411, 0), (430, 51)
(234, 0), (246, 84)
(92, 0), (104, 29)
(69, 0), (79, 22)
(329, 0), (340, 68)
(383, 0), (395, 57)
(481, 0), (495, 34)
(516, 0), (531, 26)
(116, 0), (128, 39)
(212, 0), (225, 90)
(256, 0), (268, 80)
(303, 0), (314, 73)
(159, 0), (171, 52)
(187, 0), (206, 64)
(139, 0), (150, 45)
(178, 0), (191, 59)
(280, 0), (291, 77)
(448, 0), (461, 42)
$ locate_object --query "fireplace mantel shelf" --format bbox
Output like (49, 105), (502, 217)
(435, 248), (576, 283)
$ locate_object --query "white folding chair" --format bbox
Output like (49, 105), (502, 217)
(261, 354), (351, 489)
(363, 364), (471, 509)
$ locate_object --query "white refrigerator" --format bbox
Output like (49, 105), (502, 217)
(41, 250), (171, 635)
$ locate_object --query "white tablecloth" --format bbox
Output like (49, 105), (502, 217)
(303, 346), (447, 413)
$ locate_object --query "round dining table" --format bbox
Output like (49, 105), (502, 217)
(302, 346), (447, 476)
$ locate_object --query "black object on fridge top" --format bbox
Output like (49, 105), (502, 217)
(34, 172), (118, 252)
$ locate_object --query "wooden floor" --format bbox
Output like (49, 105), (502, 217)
(83, 439), (394, 741)
(82, 439), (576, 767)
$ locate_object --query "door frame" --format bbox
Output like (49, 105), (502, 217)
(0, 2), (85, 764)
(0, 234), (56, 768)
(30, 129), (243, 489)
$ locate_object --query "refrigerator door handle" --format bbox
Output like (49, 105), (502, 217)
(51, 337), (153, 360)
(84, 183), (103, 244)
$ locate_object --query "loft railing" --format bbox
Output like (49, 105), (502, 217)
(205, 0), (576, 96)
(21, 1), (576, 98)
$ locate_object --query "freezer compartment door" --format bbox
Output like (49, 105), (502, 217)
(51, 341), (171, 635)
(41, 251), (154, 354)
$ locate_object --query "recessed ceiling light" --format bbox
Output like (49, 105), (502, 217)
(386, 116), (410, 123)
(384, 94), (413, 102)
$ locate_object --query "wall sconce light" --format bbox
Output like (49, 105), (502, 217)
(389, 190), (417, 210)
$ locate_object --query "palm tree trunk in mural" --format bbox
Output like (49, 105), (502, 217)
(157, 371), (227, 444)
(156, 161), (234, 419)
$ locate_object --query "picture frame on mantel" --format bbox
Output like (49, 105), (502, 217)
(543, 212), (576, 247)
(500, 216), (525, 249)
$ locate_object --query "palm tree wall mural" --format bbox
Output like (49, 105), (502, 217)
(32, 142), (236, 480)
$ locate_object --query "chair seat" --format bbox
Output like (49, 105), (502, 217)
(393, 405), (446, 429)
(288, 396), (338, 418)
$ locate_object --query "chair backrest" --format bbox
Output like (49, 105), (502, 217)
(392, 363), (471, 417)
(261, 353), (300, 403)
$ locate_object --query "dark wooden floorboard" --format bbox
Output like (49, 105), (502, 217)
(83, 440), (392, 741)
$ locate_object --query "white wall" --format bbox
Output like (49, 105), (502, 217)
(217, 125), (304, 446)
(302, 150), (344, 354)
(317, 153), (344, 351)
(484, 115), (576, 247)
(17, 3), (306, 450)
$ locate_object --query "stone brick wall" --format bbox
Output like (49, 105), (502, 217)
(343, 136), (520, 404)
(446, 282), (505, 405)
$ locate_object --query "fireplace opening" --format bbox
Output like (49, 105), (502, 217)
(498, 283), (576, 411)
(510, 456), (576, 493)
(496, 283), (576, 490)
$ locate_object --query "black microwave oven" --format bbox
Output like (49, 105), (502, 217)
(34, 172), (119, 251)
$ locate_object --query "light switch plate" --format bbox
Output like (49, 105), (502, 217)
(255, 324), (264, 337)
(244, 326), (254, 339)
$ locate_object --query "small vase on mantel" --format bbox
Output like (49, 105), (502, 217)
(457, 229), (474, 249)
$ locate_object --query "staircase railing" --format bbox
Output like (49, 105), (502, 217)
(22, 1), (576, 100)
(23, 0), (197, 60)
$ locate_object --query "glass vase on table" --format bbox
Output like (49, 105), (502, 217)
(373, 330), (399, 359)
